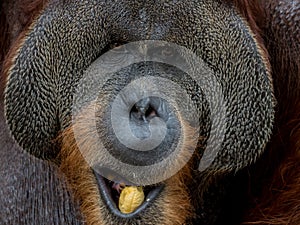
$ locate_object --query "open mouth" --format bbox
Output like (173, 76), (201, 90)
(94, 171), (164, 218)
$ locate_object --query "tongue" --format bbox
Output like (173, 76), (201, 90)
(112, 182), (126, 194)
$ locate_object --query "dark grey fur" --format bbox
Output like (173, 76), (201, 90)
(5, 0), (274, 170)
(0, 98), (83, 224)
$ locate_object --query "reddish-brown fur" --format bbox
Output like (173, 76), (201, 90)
(59, 125), (195, 225)
(57, 102), (197, 224)
(232, 1), (300, 224)
(0, 0), (299, 224)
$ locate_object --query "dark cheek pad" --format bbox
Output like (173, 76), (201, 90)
(4, 0), (275, 175)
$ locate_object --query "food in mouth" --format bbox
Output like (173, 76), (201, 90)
(109, 180), (145, 214)
(118, 186), (145, 214)
(109, 181), (145, 214)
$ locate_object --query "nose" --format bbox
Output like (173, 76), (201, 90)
(130, 97), (157, 121)
(98, 94), (181, 167)
(129, 97), (166, 140)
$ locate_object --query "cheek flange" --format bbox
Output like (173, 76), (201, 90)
(3, 1), (111, 159)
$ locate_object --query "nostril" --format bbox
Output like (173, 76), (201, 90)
(144, 105), (157, 118)
(130, 97), (158, 122)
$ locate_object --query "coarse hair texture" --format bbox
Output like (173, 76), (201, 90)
(0, 0), (48, 96)
(0, 0), (299, 224)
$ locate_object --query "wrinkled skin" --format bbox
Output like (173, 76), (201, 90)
(0, 0), (299, 225)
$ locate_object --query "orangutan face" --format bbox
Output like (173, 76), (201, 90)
(2, 1), (279, 224)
